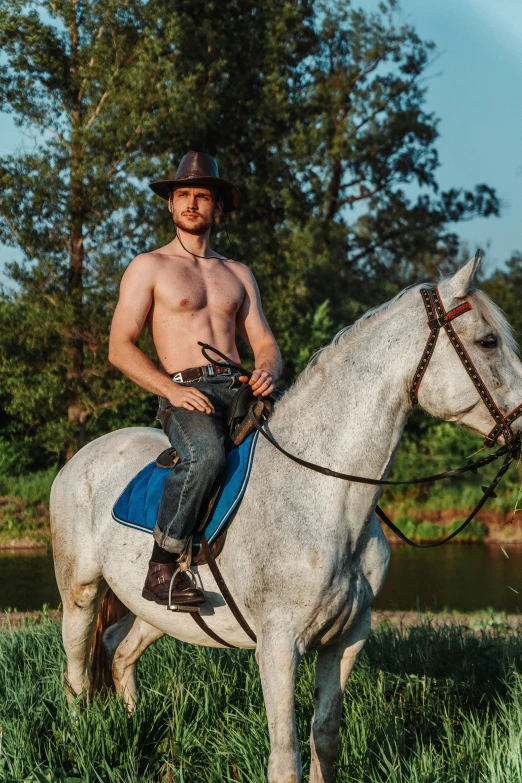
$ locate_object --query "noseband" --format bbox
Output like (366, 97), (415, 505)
(410, 287), (522, 448)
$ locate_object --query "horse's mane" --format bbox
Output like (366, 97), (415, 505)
(302, 283), (429, 378)
(284, 279), (519, 398)
(470, 288), (519, 355)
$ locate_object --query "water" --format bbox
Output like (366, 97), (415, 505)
(1, 545), (522, 613)
(0, 550), (61, 611)
(374, 544), (522, 613)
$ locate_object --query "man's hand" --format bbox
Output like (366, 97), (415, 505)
(168, 383), (215, 413)
(239, 369), (276, 397)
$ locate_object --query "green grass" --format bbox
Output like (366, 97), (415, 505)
(0, 469), (57, 544)
(391, 516), (488, 543)
(3, 616), (522, 781)
(384, 421), (522, 529)
(0, 468), (57, 507)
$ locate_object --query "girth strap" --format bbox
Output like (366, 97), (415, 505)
(189, 536), (257, 648)
(191, 611), (235, 648)
(200, 534), (257, 644)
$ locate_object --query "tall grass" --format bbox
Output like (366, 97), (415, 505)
(385, 421), (522, 518)
(0, 469), (57, 544)
(0, 468), (57, 507)
(2, 616), (522, 781)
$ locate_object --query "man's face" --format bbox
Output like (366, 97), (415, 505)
(169, 186), (223, 235)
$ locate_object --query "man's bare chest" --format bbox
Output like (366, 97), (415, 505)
(153, 263), (244, 318)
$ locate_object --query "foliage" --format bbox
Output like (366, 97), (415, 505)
(0, 468), (55, 543)
(0, 0), (501, 464)
(483, 252), (522, 343)
(0, 467), (56, 506)
(3, 616), (522, 779)
(384, 417), (522, 520)
(390, 515), (487, 543)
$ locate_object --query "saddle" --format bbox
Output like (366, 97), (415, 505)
(154, 384), (275, 565)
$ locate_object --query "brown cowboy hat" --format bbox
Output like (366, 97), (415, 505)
(148, 151), (241, 212)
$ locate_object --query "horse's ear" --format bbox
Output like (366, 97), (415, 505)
(447, 251), (482, 299)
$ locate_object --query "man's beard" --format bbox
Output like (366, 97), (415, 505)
(173, 212), (213, 235)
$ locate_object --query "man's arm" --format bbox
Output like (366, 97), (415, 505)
(108, 255), (214, 413)
(236, 266), (282, 397)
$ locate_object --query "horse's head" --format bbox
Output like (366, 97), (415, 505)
(415, 256), (522, 444)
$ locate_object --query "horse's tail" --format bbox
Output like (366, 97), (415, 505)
(90, 588), (129, 694)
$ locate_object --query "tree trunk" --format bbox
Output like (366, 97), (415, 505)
(67, 2), (88, 454)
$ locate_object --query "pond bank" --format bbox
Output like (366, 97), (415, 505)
(2, 608), (520, 632)
(0, 537), (48, 549)
(3, 508), (522, 549)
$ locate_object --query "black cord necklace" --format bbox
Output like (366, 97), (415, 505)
(175, 216), (242, 263)
(176, 230), (222, 260)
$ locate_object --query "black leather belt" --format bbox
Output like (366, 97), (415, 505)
(171, 363), (233, 383)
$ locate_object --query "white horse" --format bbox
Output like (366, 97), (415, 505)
(50, 257), (522, 783)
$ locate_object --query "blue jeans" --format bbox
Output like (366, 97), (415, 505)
(153, 372), (242, 553)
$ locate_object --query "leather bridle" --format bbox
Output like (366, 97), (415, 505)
(410, 287), (522, 448)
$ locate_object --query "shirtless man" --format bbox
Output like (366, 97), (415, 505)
(109, 152), (281, 609)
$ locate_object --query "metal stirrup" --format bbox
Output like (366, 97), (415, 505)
(167, 567), (181, 612)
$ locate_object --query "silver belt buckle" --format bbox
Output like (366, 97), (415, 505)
(172, 372), (183, 383)
(206, 364), (215, 377)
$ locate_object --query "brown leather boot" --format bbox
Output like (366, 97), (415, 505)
(142, 561), (205, 610)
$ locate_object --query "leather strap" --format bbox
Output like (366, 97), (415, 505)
(375, 450), (513, 547)
(251, 413), (511, 487)
(250, 415), (515, 548)
(411, 288), (522, 447)
(190, 611), (235, 648)
(410, 290), (471, 405)
(200, 534), (257, 643)
(485, 403), (522, 447)
(170, 363), (232, 383)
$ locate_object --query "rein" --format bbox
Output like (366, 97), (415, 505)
(198, 290), (522, 549)
(251, 418), (515, 548)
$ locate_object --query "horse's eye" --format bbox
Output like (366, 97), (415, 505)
(479, 335), (498, 349)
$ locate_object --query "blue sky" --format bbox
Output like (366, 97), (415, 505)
(393, 0), (522, 275)
(0, 0), (521, 280)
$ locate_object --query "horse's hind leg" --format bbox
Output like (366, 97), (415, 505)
(103, 614), (164, 712)
(309, 609), (371, 783)
(61, 573), (108, 703)
(52, 532), (107, 703)
(106, 615), (164, 712)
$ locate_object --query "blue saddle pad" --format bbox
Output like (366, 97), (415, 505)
(112, 430), (258, 548)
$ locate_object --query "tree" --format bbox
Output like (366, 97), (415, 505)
(0, 0), (500, 465)
(259, 1), (499, 352)
(483, 252), (522, 349)
(0, 0), (177, 456)
(0, 0), (315, 460)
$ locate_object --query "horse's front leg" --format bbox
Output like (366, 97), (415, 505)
(309, 609), (371, 783)
(256, 631), (303, 783)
